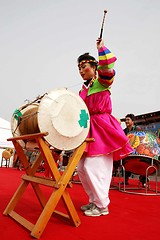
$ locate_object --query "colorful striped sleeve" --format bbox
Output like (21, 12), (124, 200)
(97, 46), (117, 87)
(98, 46), (117, 68)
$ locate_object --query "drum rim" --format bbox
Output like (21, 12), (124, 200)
(123, 154), (160, 162)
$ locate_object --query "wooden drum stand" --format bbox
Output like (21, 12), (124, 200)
(3, 132), (92, 238)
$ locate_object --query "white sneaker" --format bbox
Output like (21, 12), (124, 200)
(81, 203), (95, 211)
(84, 205), (109, 217)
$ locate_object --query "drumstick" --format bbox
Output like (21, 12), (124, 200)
(99, 10), (107, 39)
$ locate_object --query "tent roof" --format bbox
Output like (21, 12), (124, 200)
(0, 117), (11, 130)
(0, 117), (13, 148)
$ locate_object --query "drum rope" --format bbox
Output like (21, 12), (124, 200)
(13, 112), (38, 135)
(19, 112), (38, 121)
(12, 93), (47, 134)
(19, 93), (47, 111)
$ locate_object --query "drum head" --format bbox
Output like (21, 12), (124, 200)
(38, 88), (90, 150)
(123, 156), (159, 175)
(123, 130), (160, 175)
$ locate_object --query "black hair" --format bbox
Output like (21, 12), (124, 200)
(125, 114), (135, 121)
(77, 53), (98, 68)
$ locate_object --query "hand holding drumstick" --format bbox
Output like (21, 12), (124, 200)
(96, 38), (104, 49)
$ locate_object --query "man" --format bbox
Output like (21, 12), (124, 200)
(124, 114), (141, 135)
(123, 114), (149, 187)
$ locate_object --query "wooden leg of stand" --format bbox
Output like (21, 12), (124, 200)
(3, 180), (29, 215)
(31, 141), (87, 238)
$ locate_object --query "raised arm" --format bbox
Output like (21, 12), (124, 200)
(96, 38), (117, 88)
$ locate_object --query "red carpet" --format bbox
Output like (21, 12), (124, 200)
(0, 168), (160, 240)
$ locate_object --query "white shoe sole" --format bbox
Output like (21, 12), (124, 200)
(84, 211), (109, 217)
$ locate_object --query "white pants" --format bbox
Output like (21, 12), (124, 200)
(77, 154), (113, 208)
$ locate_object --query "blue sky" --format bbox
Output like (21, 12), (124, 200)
(0, 0), (159, 122)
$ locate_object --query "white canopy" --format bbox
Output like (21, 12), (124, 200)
(0, 117), (13, 148)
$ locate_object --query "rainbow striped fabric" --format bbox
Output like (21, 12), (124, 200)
(98, 46), (117, 69)
(97, 46), (117, 87)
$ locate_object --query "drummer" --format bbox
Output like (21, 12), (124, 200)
(77, 38), (133, 217)
(123, 113), (149, 187)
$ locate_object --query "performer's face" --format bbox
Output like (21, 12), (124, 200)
(79, 63), (96, 80)
(125, 117), (134, 128)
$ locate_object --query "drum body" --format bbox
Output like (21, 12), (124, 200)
(123, 131), (160, 175)
(2, 150), (11, 159)
(11, 88), (90, 151)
